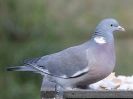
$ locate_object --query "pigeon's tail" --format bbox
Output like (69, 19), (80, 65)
(6, 66), (35, 72)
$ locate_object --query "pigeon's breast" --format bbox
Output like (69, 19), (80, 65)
(81, 44), (116, 84)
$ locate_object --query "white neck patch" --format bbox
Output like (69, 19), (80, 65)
(94, 36), (106, 44)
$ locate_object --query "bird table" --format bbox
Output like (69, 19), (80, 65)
(41, 79), (133, 99)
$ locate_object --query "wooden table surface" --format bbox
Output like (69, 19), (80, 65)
(41, 78), (133, 98)
(41, 89), (133, 98)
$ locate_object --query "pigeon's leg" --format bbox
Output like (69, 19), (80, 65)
(41, 78), (56, 91)
(55, 84), (64, 99)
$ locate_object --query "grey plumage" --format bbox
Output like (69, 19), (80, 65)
(7, 18), (125, 89)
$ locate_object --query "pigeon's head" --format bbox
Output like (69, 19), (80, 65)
(96, 18), (125, 34)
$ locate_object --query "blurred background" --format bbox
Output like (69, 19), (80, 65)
(0, 0), (133, 99)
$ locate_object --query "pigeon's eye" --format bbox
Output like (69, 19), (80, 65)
(110, 24), (113, 27)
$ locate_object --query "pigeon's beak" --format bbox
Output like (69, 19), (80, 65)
(117, 26), (125, 31)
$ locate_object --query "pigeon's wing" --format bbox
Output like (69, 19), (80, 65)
(24, 44), (93, 78)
